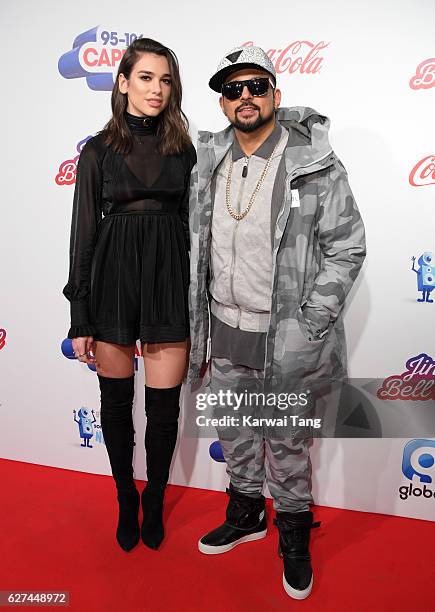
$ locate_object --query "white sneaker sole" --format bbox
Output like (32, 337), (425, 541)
(198, 529), (267, 555)
(282, 572), (313, 600)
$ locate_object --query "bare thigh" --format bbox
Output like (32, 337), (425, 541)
(143, 340), (190, 388)
(94, 341), (136, 378)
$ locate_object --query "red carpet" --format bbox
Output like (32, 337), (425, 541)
(0, 459), (434, 611)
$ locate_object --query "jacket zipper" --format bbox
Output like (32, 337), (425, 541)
(206, 290), (212, 363)
(229, 221), (240, 319)
(229, 158), (248, 321)
(284, 150), (334, 192)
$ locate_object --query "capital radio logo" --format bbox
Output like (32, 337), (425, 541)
(242, 40), (329, 75)
(55, 136), (92, 186)
(61, 338), (143, 371)
(410, 252), (435, 303)
(399, 439), (435, 501)
(58, 26), (142, 91)
(409, 155), (435, 187)
(73, 406), (105, 448)
(0, 329), (6, 351)
(409, 58), (435, 90)
(377, 353), (435, 401)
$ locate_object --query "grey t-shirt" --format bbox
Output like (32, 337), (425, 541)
(210, 123), (288, 370)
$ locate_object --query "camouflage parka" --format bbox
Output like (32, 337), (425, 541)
(187, 107), (366, 386)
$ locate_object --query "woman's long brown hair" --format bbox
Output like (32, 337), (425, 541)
(101, 38), (191, 156)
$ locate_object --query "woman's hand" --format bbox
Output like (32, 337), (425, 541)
(72, 336), (96, 365)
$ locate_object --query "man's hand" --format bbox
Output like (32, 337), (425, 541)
(72, 336), (96, 365)
(189, 361), (210, 392)
(199, 361), (210, 379)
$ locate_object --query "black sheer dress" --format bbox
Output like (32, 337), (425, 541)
(63, 112), (196, 344)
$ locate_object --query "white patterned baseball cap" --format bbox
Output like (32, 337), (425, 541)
(209, 45), (276, 92)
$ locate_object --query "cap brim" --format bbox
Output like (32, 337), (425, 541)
(209, 64), (275, 93)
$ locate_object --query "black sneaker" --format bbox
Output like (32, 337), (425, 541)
(198, 485), (267, 554)
(274, 511), (321, 599)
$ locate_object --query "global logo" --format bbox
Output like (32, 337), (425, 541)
(55, 136), (92, 186)
(402, 439), (435, 483)
(399, 439), (435, 501)
(58, 26), (143, 91)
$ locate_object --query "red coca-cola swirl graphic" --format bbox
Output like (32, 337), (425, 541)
(410, 58), (435, 90)
(409, 155), (435, 187)
(0, 329), (6, 351)
(242, 40), (329, 75)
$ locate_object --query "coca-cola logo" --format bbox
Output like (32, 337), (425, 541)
(55, 135), (93, 186)
(410, 58), (435, 90)
(377, 353), (435, 400)
(0, 329), (6, 351)
(409, 156), (435, 187)
(242, 40), (329, 75)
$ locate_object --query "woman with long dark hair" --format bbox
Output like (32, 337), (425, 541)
(63, 38), (196, 552)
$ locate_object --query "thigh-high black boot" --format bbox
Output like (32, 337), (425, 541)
(98, 374), (140, 552)
(141, 384), (181, 549)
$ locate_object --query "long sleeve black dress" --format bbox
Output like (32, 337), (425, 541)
(63, 112), (196, 345)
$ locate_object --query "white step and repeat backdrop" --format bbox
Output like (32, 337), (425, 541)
(1, 0), (435, 522)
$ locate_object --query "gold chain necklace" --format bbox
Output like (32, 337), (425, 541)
(225, 139), (281, 221)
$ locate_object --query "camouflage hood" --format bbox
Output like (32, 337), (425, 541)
(187, 106), (366, 385)
(197, 106), (333, 180)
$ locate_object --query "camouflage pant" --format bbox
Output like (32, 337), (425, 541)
(210, 357), (313, 512)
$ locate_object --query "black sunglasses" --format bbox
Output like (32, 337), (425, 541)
(221, 77), (274, 100)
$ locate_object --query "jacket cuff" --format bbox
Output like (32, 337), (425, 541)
(70, 300), (91, 327)
(67, 325), (96, 339)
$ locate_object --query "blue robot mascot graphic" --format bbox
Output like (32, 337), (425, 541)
(411, 252), (435, 302)
(74, 407), (96, 447)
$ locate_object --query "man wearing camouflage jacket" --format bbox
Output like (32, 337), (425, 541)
(187, 46), (366, 599)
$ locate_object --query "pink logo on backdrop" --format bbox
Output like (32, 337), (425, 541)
(0, 329), (6, 351)
(55, 136), (93, 186)
(377, 353), (435, 400)
(409, 156), (435, 187)
(410, 58), (435, 90)
(242, 40), (329, 75)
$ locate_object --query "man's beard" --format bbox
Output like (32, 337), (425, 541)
(232, 105), (275, 133)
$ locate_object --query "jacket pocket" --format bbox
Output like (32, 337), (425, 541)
(296, 306), (329, 344)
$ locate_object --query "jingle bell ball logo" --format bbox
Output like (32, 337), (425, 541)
(409, 58), (435, 90)
(55, 136), (92, 186)
(58, 25), (143, 91)
(377, 353), (435, 400)
(399, 439), (435, 501)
